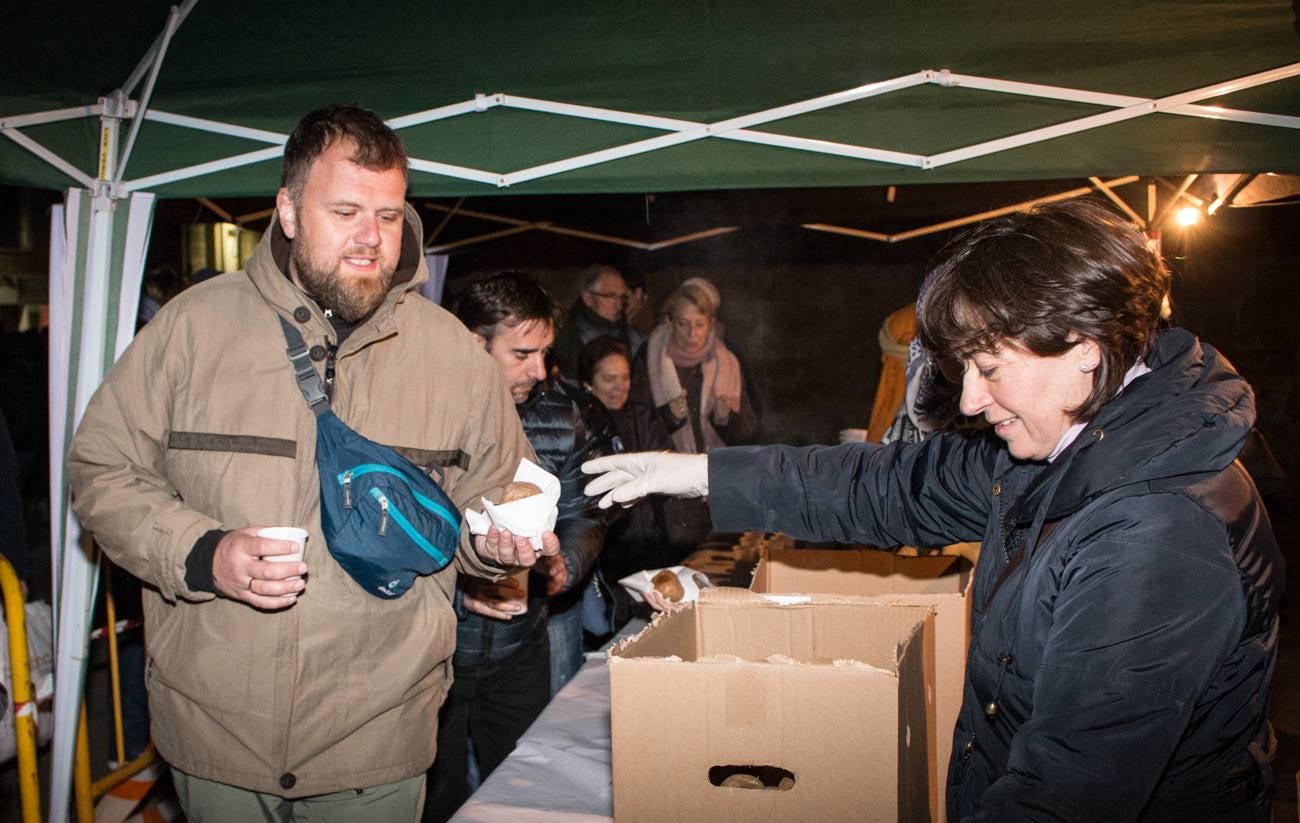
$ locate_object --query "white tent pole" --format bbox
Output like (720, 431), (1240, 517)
(49, 186), (115, 823)
(46, 187), (154, 823)
(122, 145), (284, 192)
(800, 223), (893, 242)
(1207, 174), (1252, 215)
(936, 70), (1300, 130)
(386, 96), (499, 130)
(145, 109), (286, 143)
(0, 104), (104, 130)
(1155, 176), (1204, 207)
(1151, 174), (1199, 229)
(0, 129), (97, 190)
(801, 175), (1141, 243)
(1089, 176), (1146, 228)
(404, 158), (502, 187)
(501, 93), (928, 166)
(114, 6), (183, 190)
(926, 62), (1300, 168)
(47, 198), (73, 615)
(499, 71), (933, 184)
(121, 0), (199, 97)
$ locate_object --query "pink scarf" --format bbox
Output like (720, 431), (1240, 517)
(647, 322), (743, 452)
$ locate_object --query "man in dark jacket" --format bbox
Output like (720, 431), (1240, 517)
(551, 264), (646, 379)
(425, 271), (612, 822)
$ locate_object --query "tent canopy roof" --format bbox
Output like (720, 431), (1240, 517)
(2, 0), (1298, 197)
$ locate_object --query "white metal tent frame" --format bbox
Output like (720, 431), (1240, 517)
(7, 2), (1299, 820)
(5, 66), (1300, 196)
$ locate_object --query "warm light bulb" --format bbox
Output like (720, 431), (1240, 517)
(1176, 206), (1200, 227)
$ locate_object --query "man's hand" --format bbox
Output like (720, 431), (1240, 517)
(539, 554), (569, 595)
(472, 525), (560, 568)
(462, 575), (528, 621)
(212, 526), (306, 609)
(582, 452), (709, 509)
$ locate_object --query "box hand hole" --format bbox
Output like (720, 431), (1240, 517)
(709, 765), (795, 791)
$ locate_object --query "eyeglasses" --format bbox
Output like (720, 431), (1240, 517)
(586, 289), (630, 304)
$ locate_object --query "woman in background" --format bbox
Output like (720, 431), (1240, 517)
(640, 277), (759, 452)
(579, 336), (685, 626)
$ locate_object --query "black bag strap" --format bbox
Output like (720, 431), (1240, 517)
(278, 315), (330, 417)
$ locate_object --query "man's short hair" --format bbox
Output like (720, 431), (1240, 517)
(581, 265), (623, 291)
(281, 104), (409, 201)
(454, 271), (562, 343)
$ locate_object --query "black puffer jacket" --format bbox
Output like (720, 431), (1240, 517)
(710, 329), (1282, 823)
(455, 377), (613, 664)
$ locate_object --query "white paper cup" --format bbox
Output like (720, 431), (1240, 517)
(257, 526), (307, 564)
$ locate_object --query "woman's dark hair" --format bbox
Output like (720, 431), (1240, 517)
(453, 270), (562, 343)
(281, 104), (409, 201)
(579, 335), (631, 385)
(917, 198), (1170, 422)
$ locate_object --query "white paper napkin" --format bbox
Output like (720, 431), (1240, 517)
(464, 458), (560, 550)
(617, 565), (708, 604)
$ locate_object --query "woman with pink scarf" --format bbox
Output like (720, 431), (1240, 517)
(642, 277), (759, 453)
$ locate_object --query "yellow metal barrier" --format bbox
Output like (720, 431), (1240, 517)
(91, 742), (158, 799)
(75, 702), (93, 823)
(104, 557), (126, 767)
(0, 554), (41, 823)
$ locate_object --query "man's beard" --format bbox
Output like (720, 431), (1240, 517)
(291, 240), (396, 324)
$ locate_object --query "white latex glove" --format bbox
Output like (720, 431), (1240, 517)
(582, 452), (710, 509)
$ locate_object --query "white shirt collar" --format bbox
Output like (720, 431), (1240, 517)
(1047, 360), (1152, 462)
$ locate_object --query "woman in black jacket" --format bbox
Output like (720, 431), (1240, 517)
(584, 200), (1282, 823)
(579, 336), (693, 627)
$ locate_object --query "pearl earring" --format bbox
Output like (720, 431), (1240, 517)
(1080, 362), (1096, 373)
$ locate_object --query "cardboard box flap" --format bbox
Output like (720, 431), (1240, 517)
(753, 546), (969, 595)
(609, 604), (700, 662)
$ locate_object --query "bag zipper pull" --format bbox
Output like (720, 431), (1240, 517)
(342, 471), (353, 509)
(377, 492), (390, 536)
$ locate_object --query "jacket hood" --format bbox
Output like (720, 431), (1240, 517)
(1015, 328), (1255, 522)
(245, 202), (428, 323)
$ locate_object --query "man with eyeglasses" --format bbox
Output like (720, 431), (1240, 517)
(552, 264), (646, 379)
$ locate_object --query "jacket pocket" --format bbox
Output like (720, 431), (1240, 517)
(163, 431), (300, 522)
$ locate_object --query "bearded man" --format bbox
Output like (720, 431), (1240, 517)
(68, 104), (555, 822)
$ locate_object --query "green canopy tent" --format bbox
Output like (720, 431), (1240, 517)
(1, 1), (1297, 819)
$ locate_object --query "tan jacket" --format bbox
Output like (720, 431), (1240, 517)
(68, 206), (531, 796)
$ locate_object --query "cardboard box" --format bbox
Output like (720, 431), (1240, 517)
(751, 548), (971, 823)
(608, 590), (935, 823)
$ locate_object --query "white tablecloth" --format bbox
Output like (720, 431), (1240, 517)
(450, 621), (647, 823)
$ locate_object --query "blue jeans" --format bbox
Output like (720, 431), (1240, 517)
(546, 603), (584, 695)
(425, 627), (551, 823)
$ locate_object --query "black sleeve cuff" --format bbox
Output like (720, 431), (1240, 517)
(655, 403), (687, 433)
(185, 529), (228, 594)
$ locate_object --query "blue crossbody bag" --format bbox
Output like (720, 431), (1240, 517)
(279, 316), (461, 598)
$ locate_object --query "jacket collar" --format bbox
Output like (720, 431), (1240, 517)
(1006, 328), (1255, 524)
(246, 203), (428, 349)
